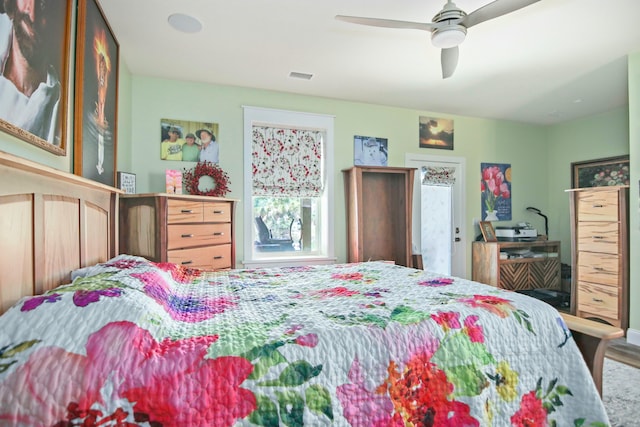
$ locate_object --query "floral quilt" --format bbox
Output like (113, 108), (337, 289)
(0, 255), (610, 426)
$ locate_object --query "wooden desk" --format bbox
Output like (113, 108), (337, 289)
(472, 240), (561, 290)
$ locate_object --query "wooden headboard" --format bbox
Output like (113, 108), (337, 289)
(0, 151), (120, 313)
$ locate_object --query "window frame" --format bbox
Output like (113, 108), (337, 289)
(242, 106), (335, 268)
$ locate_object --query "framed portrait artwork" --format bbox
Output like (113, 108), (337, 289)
(479, 221), (497, 242)
(0, 0), (73, 155)
(571, 155), (630, 188)
(160, 119), (220, 163)
(74, 0), (119, 186)
(419, 116), (454, 150)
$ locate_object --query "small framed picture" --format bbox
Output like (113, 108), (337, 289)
(161, 118), (219, 163)
(354, 135), (388, 166)
(419, 116), (454, 150)
(117, 172), (136, 194)
(479, 221), (497, 242)
(166, 169), (183, 194)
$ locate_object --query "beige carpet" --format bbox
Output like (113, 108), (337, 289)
(603, 358), (640, 427)
(606, 338), (640, 369)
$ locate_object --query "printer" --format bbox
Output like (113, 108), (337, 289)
(495, 224), (537, 241)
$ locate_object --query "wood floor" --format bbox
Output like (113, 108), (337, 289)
(605, 338), (640, 369)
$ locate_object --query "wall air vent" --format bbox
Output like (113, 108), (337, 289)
(289, 71), (314, 80)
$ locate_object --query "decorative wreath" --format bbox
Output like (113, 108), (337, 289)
(183, 161), (230, 197)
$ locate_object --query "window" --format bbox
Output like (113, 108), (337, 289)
(242, 106), (335, 267)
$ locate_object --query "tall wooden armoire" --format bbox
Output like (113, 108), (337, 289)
(343, 166), (415, 267)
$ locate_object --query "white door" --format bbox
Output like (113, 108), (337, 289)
(405, 154), (466, 278)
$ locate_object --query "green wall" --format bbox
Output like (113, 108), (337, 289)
(130, 75), (548, 271)
(116, 65), (133, 173)
(547, 107), (630, 265)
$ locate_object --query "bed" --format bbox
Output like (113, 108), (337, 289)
(0, 255), (612, 426)
(0, 150), (614, 426)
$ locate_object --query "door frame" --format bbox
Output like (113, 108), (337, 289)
(405, 153), (467, 279)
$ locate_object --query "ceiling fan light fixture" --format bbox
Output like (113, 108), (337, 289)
(431, 25), (466, 49)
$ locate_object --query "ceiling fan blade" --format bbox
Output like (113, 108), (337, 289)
(462, 0), (540, 28)
(441, 47), (459, 79)
(335, 15), (436, 32)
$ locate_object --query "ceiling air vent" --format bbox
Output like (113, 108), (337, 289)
(289, 71), (313, 80)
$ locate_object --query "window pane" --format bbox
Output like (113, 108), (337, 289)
(252, 196), (321, 256)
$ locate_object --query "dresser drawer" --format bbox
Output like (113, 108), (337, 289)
(577, 281), (618, 320)
(203, 202), (232, 223)
(577, 222), (619, 254)
(208, 244), (232, 270)
(577, 190), (619, 221)
(167, 200), (204, 223)
(167, 244), (232, 270)
(167, 223), (232, 250)
(577, 251), (619, 286)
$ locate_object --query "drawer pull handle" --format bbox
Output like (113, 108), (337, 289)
(181, 234), (194, 238)
(213, 256), (224, 260)
(181, 209), (193, 213)
(213, 210), (224, 214)
(594, 267), (605, 271)
(213, 232), (224, 236)
(181, 261), (193, 265)
(592, 236), (604, 240)
(592, 298), (604, 303)
(592, 204), (604, 208)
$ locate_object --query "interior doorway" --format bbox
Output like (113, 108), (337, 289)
(405, 153), (467, 278)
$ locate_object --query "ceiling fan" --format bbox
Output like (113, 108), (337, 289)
(336, 0), (540, 79)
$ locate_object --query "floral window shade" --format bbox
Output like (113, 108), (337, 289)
(421, 166), (456, 186)
(252, 126), (324, 197)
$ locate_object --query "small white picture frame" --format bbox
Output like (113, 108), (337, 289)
(117, 171), (136, 194)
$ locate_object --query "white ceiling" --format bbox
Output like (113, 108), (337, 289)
(98, 0), (640, 125)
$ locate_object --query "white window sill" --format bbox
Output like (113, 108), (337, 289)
(241, 257), (337, 269)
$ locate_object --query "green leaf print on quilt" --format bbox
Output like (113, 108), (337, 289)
(0, 340), (40, 374)
(390, 305), (431, 325)
(249, 394), (280, 427)
(277, 390), (305, 427)
(432, 332), (496, 397)
(258, 360), (322, 387)
(306, 384), (334, 420)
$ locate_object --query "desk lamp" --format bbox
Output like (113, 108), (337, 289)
(526, 207), (548, 238)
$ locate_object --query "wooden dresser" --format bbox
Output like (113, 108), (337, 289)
(342, 166), (415, 267)
(119, 194), (237, 270)
(472, 240), (561, 290)
(567, 186), (629, 329)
